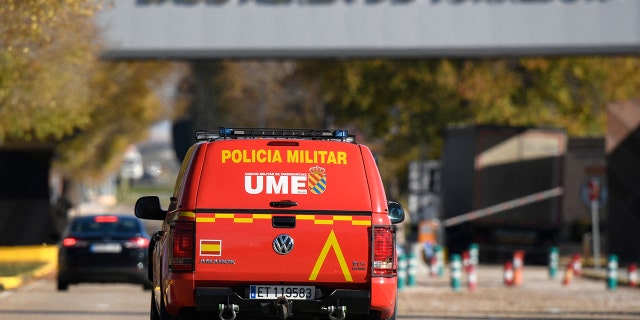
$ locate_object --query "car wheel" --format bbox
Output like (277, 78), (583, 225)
(150, 292), (160, 320)
(151, 289), (175, 320)
(56, 278), (68, 291)
(143, 281), (154, 291)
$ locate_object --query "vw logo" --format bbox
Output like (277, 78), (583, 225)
(273, 234), (294, 255)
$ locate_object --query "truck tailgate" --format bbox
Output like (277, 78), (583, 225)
(194, 212), (371, 284)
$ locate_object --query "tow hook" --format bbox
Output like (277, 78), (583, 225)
(217, 302), (239, 320)
(275, 296), (293, 319)
(322, 305), (347, 320)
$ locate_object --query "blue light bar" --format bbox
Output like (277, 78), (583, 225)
(219, 128), (233, 136)
(334, 130), (348, 138)
(196, 128), (355, 143)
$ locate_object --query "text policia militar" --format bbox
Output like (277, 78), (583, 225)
(221, 149), (347, 165)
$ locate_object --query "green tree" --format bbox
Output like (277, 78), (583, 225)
(0, 0), (180, 180)
(296, 57), (640, 198)
(0, 0), (99, 143)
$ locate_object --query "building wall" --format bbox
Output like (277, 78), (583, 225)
(96, 0), (640, 59)
(562, 137), (606, 243)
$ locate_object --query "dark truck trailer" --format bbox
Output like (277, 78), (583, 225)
(607, 100), (640, 265)
(441, 125), (566, 263)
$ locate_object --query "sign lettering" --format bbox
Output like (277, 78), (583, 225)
(222, 149), (347, 164)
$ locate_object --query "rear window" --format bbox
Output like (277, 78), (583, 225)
(195, 139), (372, 212)
(71, 216), (140, 233)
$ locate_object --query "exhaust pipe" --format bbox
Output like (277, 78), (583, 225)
(218, 303), (239, 320)
(322, 305), (347, 320)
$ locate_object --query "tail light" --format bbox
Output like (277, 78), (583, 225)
(373, 226), (396, 276)
(170, 220), (195, 272)
(62, 237), (78, 247)
(124, 237), (150, 249)
(62, 237), (88, 247)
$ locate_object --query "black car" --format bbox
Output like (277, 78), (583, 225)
(57, 214), (153, 291)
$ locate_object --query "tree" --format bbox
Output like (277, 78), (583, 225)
(296, 57), (640, 199)
(171, 60), (326, 161)
(0, 0), (181, 180)
(55, 61), (180, 180)
(0, 0), (99, 143)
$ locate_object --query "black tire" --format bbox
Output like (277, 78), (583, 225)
(151, 289), (176, 320)
(143, 281), (154, 291)
(56, 278), (68, 291)
(150, 292), (160, 320)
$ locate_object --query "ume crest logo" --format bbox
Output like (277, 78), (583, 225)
(307, 165), (327, 195)
(244, 166), (327, 195)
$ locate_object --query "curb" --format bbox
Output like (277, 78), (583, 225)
(0, 245), (58, 291)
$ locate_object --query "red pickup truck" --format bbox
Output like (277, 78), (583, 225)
(135, 128), (405, 320)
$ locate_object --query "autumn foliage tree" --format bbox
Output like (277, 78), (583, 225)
(0, 0), (179, 180)
(295, 57), (640, 198)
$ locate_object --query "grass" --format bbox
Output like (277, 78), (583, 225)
(0, 262), (47, 277)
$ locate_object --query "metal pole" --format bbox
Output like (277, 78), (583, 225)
(591, 199), (601, 269)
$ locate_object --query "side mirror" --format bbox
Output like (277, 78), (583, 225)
(135, 196), (167, 220)
(388, 201), (405, 224)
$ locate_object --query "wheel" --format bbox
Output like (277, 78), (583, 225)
(150, 292), (161, 320)
(56, 278), (68, 291)
(143, 281), (154, 291)
(151, 289), (176, 320)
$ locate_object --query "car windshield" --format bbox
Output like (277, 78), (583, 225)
(70, 216), (140, 234)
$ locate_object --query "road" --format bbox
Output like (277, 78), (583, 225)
(1, 265), (639, 320)
(397, 265), (640, 320)
(0, 277), (149, 320)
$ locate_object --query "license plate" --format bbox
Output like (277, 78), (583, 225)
(249, 285), (315, 300)
(90, 243), (122, 253)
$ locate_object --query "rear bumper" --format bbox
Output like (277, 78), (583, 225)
(195, 287), (371, 316)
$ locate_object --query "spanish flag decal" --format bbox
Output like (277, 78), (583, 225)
(200, 240), (222, 256)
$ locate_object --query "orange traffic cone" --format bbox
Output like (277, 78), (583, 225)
(513, 250), (525, 286)
(504, 261), (514, 286)
(562, 264), (574, 286)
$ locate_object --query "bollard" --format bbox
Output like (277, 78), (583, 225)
(450, 254), (462, 291)
(466, 258), (477, 291)
(628, 263), (638, 287)
(397, 253), (407, 290)
(435, 245), (445, 278)
(607, 254), (618, 290)
(571, 253), (582, 276)
(548, 247), (559, 279)
(407, 251), (417, 287)
(430, 255), (438, 278)
(503, 261), (514, 286)
(462, 251), (471, 271)
(512, 250), (525, 286)
(469, 243), (479, 266)
(562, 263), (574, 286)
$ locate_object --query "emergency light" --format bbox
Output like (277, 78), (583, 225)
(196, 128), (355, 142)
